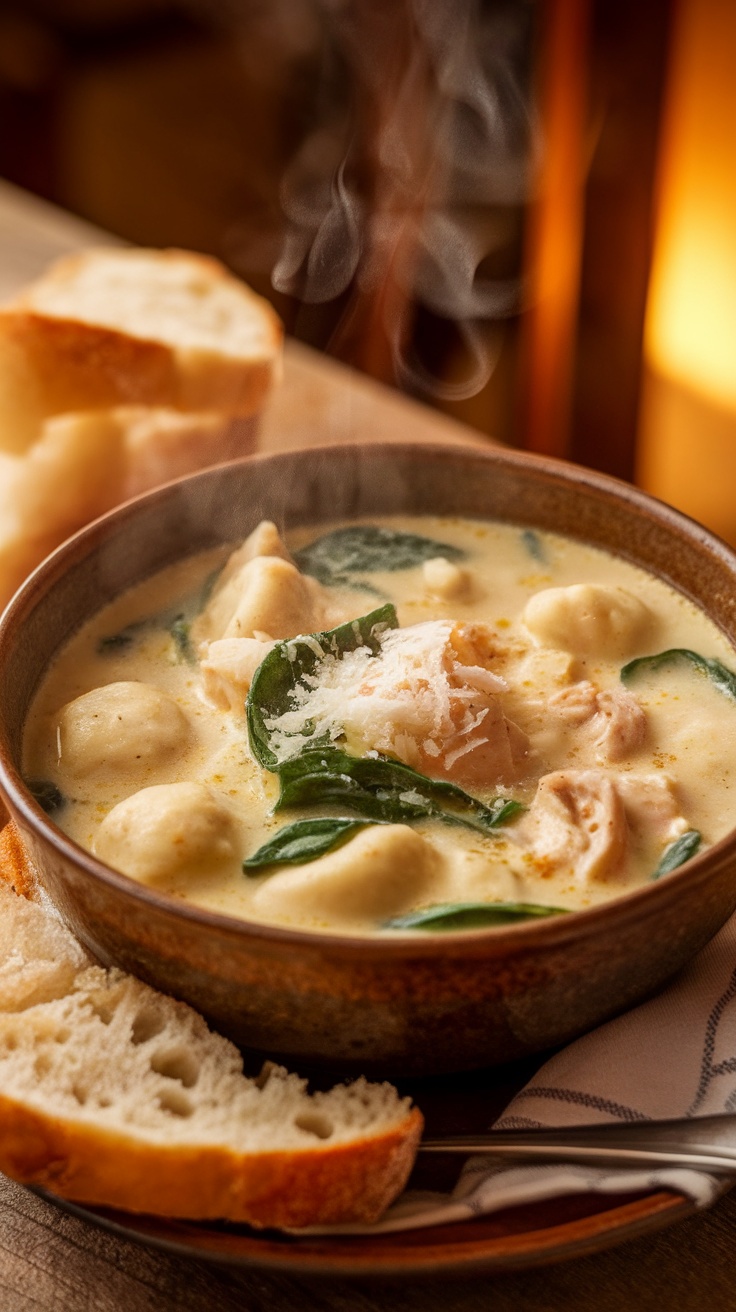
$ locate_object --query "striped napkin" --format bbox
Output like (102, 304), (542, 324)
(301, 909), (736, 1234)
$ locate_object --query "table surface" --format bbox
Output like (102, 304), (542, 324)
(1, 178), (735, 1312)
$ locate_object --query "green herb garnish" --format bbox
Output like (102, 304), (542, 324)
(96, 621), (146, 655)
(247, 604), (398, 769)
(293, 526), (465, 590)
(274, 746), (522, 834)
(169, 614), (195, 664)
(621, 649), (736, 703)
(384, 901), (567, 931)
(243, 816), (383, 872)
(27, 779), (65, 814)
(246, 605), (522, 854)
(652, 829), (702, 880)
(521, 529), (546, 564)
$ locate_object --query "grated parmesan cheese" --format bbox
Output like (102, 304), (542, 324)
(264, 620), (523, 785)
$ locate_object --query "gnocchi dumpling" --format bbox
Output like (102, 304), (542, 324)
(57, 681), (191, 781)
(522, 584), (654, 659)
(94, 782), (240, 884)
(250, 825), (443, 929)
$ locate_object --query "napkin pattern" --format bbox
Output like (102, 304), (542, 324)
(300, 910), (736, 1235)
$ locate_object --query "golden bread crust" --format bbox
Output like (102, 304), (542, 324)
(0, 1093), (422, 1226)
(0, 821), (40, 900)
(4, 247), (283, 419)
(0, 825), (423, 1226)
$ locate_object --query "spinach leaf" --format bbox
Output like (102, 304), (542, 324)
(169, 614), (195, 664)
(243, 816), (383, 872)
(384, 901), (567, 931)
(274, 746), (523, 834)
(27, 779), (66, 814)
(200, 564), (224, 609)
(96, 620), (147, 655)
(246, 603), (523, 841)
(293, 526), (465, 589)
(521, 529), (546, 564)
(621, 649), (736, 703)
(247, 604), (398, 769)
(652, 829), (702, 880)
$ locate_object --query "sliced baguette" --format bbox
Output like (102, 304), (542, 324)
(119, 406), (258, 499)
(0, 410), (128, 608)
(0, 247), (280, 608)
(0, 833), (422, 1227)
(0, 248), (283, 447)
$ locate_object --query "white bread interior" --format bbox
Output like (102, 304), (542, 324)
(3, 247), (282, 427)
(0, 835), (421, 1228)
(0, 248), (282, 611)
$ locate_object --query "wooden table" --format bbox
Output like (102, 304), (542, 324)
(2, 178), (736, 1311)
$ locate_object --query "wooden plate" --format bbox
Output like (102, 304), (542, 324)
(29, 1061), (719, 1277)
(36, 1186), (699, 1277)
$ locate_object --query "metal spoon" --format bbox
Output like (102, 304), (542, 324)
(419, 1113), (736, 1173)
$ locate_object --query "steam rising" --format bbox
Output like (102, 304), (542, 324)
(273, 0), (534, 399)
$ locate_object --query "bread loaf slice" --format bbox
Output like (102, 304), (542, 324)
(0, 410), (128, 607)
(0, 247), (280, 609)
(0, 838), (422, 1228)
(0, 248), (283, 448)
(119, 406), (258, 499)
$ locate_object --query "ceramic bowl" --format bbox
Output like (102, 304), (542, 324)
(2, 443), (736, 1076)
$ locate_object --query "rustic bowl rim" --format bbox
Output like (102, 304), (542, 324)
(2, 439), (736, 960)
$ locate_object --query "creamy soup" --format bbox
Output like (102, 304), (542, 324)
(23, 516), (736, 935)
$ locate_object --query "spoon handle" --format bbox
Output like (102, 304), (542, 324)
(418, 1112), (736, 1174)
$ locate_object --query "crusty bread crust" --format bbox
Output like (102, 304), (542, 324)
(0, 310), (278, 422)
(4, 247), (283, 420)
(0, 1092), (422, 1227)
(0, 824), (422, 1226)
(121, 410), (258, 499)
(0, 821), (39, 899)
(0, 246), (282, 609)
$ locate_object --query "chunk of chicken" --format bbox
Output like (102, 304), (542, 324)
(513, 769), (629, 884)
(194, 555), (332, 644)
(424, 623), (530, 786)
(267, 619), (530, 789)
(200, 636), (274, 712)
(615, 773), (690, 845)
(549, 681), (647, 763)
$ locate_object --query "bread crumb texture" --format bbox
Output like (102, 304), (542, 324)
(0, 248), (282, 610)
(0, 862), (421, 1226)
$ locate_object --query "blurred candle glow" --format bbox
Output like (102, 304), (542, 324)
(636, 0), (736, 543)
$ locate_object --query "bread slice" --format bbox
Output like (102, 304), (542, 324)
(0, 248), (283, 448)
(0, 410), (128, 609)
(119, 406), (258, 499)
(0, 833), (422, 1227)
(0, 248), (280, 608)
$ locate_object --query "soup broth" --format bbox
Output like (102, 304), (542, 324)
(23, 516), (736, 935)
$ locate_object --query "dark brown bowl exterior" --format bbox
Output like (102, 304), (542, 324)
(3, 443), (736, 1076)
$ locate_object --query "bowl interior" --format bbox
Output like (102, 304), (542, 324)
(4, 443), (736, 1071)
(4, 442), (736, 774)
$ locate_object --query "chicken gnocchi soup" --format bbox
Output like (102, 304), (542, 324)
(23, 516), (736, 934)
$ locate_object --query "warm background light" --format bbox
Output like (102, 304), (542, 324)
(637, 0), (736, 542)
